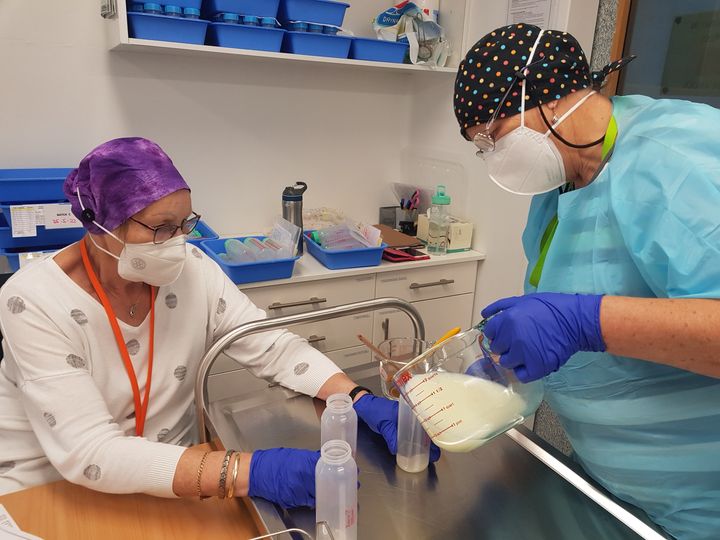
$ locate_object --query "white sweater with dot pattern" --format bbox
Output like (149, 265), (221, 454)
(0, 245), (341, 496)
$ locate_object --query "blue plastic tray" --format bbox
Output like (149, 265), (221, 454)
(201, 236), (300, 284)
(278, 0), (349, 26)
(203, 0), (280, 17)
(128, 12), (209, 44)
(0, 169), (72, 204)
(187, 220), (219, 249)
(282, 31), (350, 58)
(303, 232), (386, 270)
(207, 23), (285, 52)
(350, 37), (408, 63)
(0, 211), (84, 249)
(0, 245), (63, 272)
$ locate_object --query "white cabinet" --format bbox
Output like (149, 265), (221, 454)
(375, 262), (477, 302)
(326, 346), (371, 370)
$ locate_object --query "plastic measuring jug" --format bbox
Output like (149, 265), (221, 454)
(391, 327), (543, 452)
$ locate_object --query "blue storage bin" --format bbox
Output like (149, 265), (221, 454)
(207, 22), (285, 51)
(0, 169), (72, 204)
(128, 12), (209, 44)
(187, 220), (219, 249)
(0, 211), (84, 249)
(203, 0), (280, 17)
(202, 236), (299, 284)
(278, 0), (349, 26)
(350, 37), (409, 63)
(303, 232), (386, 270)
(0, 246), (63, 272)
(282, 31), (350, 58)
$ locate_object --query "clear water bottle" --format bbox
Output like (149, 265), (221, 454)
(282, 181), (308, 255)
(315, 440), (357, 540)
(320, 394), (357, 457)
(426, 184), (451, 255)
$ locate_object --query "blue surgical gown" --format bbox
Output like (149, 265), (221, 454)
(523, 95), (720, 539)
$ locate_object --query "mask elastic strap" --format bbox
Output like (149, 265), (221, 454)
(538, 90), (605, 149)
(76, 186), (125, 259)
(519, 30), (547, 128)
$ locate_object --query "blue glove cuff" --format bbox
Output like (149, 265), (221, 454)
(579, 294), (606, 352)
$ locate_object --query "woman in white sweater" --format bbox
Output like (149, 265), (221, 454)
(0, 138), (429, 506)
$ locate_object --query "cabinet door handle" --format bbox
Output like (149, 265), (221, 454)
(307, 335), (326, 344)
(409, 279), (455, 290)
(268, 297), (327, 310)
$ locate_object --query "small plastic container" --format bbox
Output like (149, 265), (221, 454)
(286, 21), (308, 32)
(304, 231), (385, 269)
(282, 31), (351, 58)
(350, 37), (409, 64)
(278, 0), (350, 27)
(242, 15), (259, 26)
(203, 0), (280, 18)
(323, 26), (339, 35)
(260, 17), (276, 28)
(201, 236), (300, 284)
(207, 22), (286, 51)
(157, 0), (202, 7)
(214, 12), (240, 23)
(321, 394), (357, 457)
(164, 5), (183, 16)
(183, 7), (201, 18)
(0, 169), (71, 204)
(315, 440), (357, 540)
(308, 23), (324, 33)
(128, 12), (210, 44)
(143, 2), (162, 14)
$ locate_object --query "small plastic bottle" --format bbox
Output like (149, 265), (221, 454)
(315, 440), (357, 540)
(143, 3), (162, 15)
(260, 17), (276, 28)
(183, 7), (201, 18)
(396, 395), (431, 473)
(215, 12), (240, 24)
(426, 184), (451, 256)
(164, 5), (182, 17)
(320, 394), (357, 457)
(242, 15), (260, 26)
(308, 23), (324, 33)
(225, 238), (255, 263)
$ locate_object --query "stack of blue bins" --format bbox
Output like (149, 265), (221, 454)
(127, 1), (210, 45)
(278, 0), (351, 58)
(0, 169), (85, 272)
(204, 0), (286, 52)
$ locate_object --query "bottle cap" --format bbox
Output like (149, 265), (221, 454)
(431, 184), (451, 205)
(261, 17), (276, 26)
(164, 5), (182, 15)
(143, 3), (162, 12)
(282, 181), (308, 200)
(243, 15), (259, 24)
(221, 12), (240, 23)
(183, 7), (201, 17)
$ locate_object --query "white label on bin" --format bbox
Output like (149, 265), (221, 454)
(9, 206), (38, 238)
(44, 204), (81, 229)
(19, 251), (52, 269)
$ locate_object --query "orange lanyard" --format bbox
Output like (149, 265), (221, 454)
(79, 239), (155, 437)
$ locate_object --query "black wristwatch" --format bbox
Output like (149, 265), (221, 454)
(349, 385), (374, 402)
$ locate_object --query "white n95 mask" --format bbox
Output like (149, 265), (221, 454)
(89, 233), (187, 287)
(482, 90), (596, 196)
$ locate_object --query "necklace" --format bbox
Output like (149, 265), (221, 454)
(127, 284), (148, 318)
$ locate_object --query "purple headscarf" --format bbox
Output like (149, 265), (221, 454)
(64, 137), (191, 235)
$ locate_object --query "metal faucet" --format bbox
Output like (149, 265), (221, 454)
(194, 297), (425, 443)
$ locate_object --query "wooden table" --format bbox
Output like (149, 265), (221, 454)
(0, 444), (263, 540)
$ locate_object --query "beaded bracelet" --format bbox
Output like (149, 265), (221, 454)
(218, 449), (235, 499)
(196, 451), (211, 499)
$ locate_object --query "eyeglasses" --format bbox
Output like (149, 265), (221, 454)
(130, 211), (201, 244)
(473, 127), (496, 156)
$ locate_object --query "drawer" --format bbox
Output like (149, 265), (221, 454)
(242, 274), (376, 317)
(325, 346), (372, 370)
(292, 312), (373, 353)
(372, 292), (475, 344)
(375, 261), (477, 302)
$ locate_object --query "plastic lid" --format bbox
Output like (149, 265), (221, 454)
(282, 181), (308, 199)
(221, 12), (240, 22)
(309, 23), (323, 29)
(143, 3), (162, 11)
(431, 184), (451, 205)
(183, 7), (201, 15)
(243, 15), (259, 23)
(164, 5), (182, 14)
(261, 17), (276, 25)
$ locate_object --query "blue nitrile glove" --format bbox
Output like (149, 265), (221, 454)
(353, 394), (441, 463)
(248, 448), (320, 509)
(481, 293), (605, 383)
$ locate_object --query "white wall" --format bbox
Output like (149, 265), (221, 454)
(0, 0), (598, 319)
